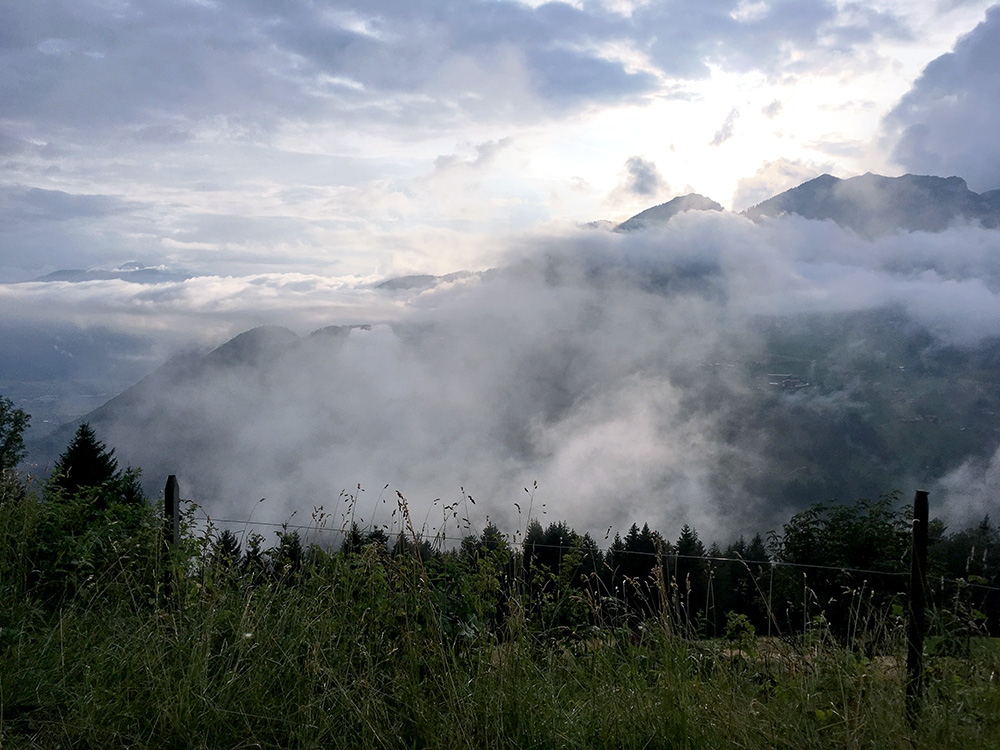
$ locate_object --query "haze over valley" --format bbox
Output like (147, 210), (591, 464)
(3, 1), (1000, 542)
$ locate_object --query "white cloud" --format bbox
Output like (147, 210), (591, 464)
(935, 445), (1000, 528)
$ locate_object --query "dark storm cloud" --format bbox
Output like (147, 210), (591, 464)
(882, 5), (1000, 192)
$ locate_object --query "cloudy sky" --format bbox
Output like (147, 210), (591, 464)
(2, 0), (999, 287)
(3, 1), (1000, 538)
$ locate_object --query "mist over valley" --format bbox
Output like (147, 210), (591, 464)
(4, 0), (1000, 544)
(14, 174), (1000, 543)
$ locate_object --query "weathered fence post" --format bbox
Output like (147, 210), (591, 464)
(164, 474), (180, 550)
(161, 475), (181, 603)
(906, 489), (929, 724)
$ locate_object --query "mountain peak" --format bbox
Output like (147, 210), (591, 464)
(615, 193), (723, 232)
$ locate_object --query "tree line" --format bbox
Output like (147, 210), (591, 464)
(2, 403), (998, 644)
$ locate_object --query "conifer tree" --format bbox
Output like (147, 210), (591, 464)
(52, 423), (118, 496)
(51, 423), (144, 508)
(673, 524), (709, 633)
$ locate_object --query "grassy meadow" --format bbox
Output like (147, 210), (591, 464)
(2, 471), (999, 749)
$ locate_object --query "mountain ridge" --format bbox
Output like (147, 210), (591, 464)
(740, 172), (1000, 236)
(607, 172), (1000, 237)
(614, 193), (724, 232)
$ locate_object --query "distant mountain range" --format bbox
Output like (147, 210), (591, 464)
(4, 262), (195, 285)
(28, 324), (365, 478)
(609, 172), (1000, 237)
(13, 174), (999, 290)
(17, 170), (1000, 531)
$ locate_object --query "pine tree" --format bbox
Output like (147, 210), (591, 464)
(674, 524), (709, 633)
(52, 423), (118, 496)
(51, 423), (143, 508)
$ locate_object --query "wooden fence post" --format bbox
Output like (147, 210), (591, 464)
(164, 475), (180, 550)
(906, 489), (929, 724)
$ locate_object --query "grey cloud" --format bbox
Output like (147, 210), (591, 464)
(0, 129), (30, 155)
(882, 5), (1000, 192)
(472, 138), (511, 165)
(0, 0), (918, 146)
(806, 138), (866, 159)
(637, 0), (837, 77)
(605, 156), (670, 208)
(3, 187), (139, 222)
(0, 2), (315, 133)
(0, 187), (159, 274)
(168, 214), (319, 247)
(622, 156), (666, 197)
(130, 124), (195, 146)
(433, 138), (513, 173)
(653, 0), (909, 75)
(525, 46), (657, 103)
(813, 3), (913, 49)
(0, 0), (645, 137)
(710, 108), (740, 146)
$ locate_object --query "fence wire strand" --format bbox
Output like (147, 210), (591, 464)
(196, 513), (1000, 594)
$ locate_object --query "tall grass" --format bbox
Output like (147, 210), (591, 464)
(2, 481), (999, 749)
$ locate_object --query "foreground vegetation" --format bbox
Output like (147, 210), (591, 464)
(2, 420), (1000, 748)
(2, 490), (998, 747)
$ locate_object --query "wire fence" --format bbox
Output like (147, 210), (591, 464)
(189, 511), (1000, 596)
(152, 481), (1000, 724)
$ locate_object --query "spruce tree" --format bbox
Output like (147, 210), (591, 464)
(674, 524), (709, 633)
(51, 423), (144, 508)
(52, 423), (119, 497)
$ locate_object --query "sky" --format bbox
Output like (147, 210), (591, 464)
(2, 0), (999, 287)
(3, 0), (1000, 540)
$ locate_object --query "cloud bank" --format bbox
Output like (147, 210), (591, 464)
(14, 210), (999, 544)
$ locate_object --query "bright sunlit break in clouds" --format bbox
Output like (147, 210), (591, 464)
(2, 0), (998, 281)
(2, 1), (1000, 541)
